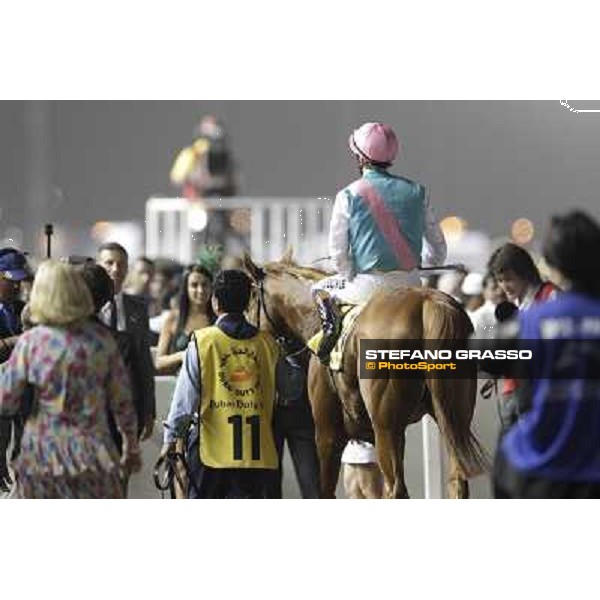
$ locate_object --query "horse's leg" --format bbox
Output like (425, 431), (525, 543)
(343, 464), (365, 499)
(307, 357), (346, 498)
(360, 378), (415, 499)
(367, 419), (406, 499)
(425, 408), (469, 499)
(376, 428), (408, 499)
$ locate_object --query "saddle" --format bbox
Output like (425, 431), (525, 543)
(308, 304), (364, 371)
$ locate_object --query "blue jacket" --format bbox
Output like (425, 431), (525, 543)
(501, 291), (600, 481)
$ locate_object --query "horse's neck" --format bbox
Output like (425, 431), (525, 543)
(294, 310), (321, 345)
(276, 280), (321, 345)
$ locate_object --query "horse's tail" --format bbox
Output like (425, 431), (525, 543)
(421, 291), (490, 478)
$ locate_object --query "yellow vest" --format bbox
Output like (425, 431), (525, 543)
(195, 326), (279, 469)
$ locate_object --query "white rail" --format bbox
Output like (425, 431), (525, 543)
(145, 196), (332, 265)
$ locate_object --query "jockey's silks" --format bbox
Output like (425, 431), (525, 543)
(501, 291), (600, 481)
(195, 326), (279, 469)
(345, 168), (425, 273)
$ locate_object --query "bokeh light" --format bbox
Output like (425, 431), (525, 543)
(230, 208), (251, 234)
(91, 221), (112, 241)
(439, 215), (468, 241)
(189, 203), (208, 232)
(511, 218), (535, 245)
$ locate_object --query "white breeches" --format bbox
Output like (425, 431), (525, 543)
(312, 270), (421, 305)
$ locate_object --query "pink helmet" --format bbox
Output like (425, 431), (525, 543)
(348, 122), (399, 165)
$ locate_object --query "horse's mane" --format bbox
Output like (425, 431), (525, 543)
(263, 259), (330, 283)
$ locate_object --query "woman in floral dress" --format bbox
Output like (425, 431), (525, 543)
(0, 260), (141, 498)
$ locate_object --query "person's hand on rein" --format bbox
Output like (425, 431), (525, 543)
(159, 441), (176, 460)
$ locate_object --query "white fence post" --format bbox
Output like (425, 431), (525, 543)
(250, 201), (265, 263)
(269, 204), (284, 260)
(422, 415), (445, 499)
(288, 203), (301, 258)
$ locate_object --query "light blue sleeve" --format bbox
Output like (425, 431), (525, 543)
(163, 339), (201, 443)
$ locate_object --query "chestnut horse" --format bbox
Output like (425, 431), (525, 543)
(243, 252), (488, 499)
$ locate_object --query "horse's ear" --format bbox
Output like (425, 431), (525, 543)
(280, 246), (294, 265)
(242, 251), (263, 282)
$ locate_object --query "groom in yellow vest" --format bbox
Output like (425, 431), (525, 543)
(161, 269), (280, 498)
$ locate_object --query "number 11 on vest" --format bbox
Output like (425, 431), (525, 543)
(228, 414), (261, 461)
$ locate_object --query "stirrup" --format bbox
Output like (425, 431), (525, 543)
(317, 327), (341, 365)
(317, 343), (333, 366)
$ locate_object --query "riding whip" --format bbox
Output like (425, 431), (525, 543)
(416, 263), (467, 273)
(311, 255), (466, 273)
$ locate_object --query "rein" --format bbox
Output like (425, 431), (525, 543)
(254, 269), (309, 359)
(253, 264), (361, 428)
(154, 417), (200, 499)
(153, 450), (191, 499)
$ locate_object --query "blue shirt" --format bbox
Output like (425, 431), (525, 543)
(501, 291), (600, 481)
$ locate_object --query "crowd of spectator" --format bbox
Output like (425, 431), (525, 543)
(2, 208), (600, 498)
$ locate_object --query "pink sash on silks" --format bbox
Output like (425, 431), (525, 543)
(350, 179), (419, 271)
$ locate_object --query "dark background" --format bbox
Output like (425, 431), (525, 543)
(1, 100), (600, 253)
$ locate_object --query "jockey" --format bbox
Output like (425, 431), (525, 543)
(312, 122), (448, 364)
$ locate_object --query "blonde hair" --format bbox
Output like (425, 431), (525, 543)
(29, 260), (94, 326)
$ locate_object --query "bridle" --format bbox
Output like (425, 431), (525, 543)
(252, 265), (356, 425)
(252, 267), (308, 359)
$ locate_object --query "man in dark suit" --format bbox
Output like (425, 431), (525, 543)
(270, 341), (321, 499)
(97, 242), (156, 441)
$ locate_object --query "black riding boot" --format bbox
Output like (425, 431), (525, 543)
(313, 290), (342, 365)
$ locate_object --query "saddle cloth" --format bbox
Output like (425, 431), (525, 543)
(307, 304), (364, 371)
